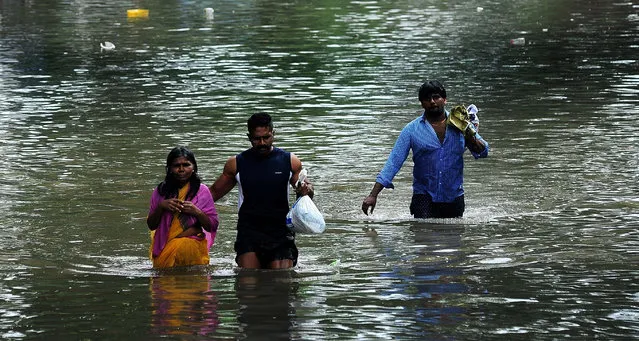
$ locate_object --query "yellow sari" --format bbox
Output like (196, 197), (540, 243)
(150, 185), (210, 268)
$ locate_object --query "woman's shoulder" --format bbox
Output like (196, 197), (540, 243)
(197, 183), (211, 192)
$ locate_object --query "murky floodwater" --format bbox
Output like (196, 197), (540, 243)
(1, 0), (638, 339)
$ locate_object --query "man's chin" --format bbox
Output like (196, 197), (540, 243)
(426, 107), (444, 116)
(254, 147), (271, 154)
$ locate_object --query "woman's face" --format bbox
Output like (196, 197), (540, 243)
(169, 156), (194, 185)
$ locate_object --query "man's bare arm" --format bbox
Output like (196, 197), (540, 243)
(290, 153), (314, 199)
(209, 156), (238, 202)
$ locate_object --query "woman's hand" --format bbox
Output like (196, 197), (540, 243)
(159, 198), (184, 213)
(148, 198), (183, 230)
(179, 200), (202, 216)
(175, 201), (205, 238)
(180, 200), (214, 232)
(148, 199), (210, 232)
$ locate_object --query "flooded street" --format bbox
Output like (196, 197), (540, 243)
(1, 0), (638, 339)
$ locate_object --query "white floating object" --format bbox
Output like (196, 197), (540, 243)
(476, 7), (484, 12)
(479, 257), (512, 264)
(509, 37), (525, 46)
(628, 14), (639, 22)
(205, 7), (214, 20)
(100, 41), (115, 51)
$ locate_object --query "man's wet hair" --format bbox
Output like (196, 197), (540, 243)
(418, 80), (447, 101)
(247, 112), (274, 133)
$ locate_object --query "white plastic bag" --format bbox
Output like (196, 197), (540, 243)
(296, 168), (308, 188)
(467, 104), (479, 130)
(286, 195), (326, 234)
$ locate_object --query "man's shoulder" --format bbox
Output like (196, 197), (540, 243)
(236, 148), (254, 161)
(271, 147), (291, 158)
(411, 115), (424, 124)
(402, 115), (425, 130)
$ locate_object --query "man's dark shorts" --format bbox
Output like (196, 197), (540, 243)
(410, 193), (465, 218)
(234, 231), (298, 268)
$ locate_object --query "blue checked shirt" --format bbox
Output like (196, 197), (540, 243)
(376, 111), (489, 203)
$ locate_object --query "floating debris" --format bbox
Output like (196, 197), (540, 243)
(127, 9), (149, 19)
(205, 7), (215, 20)
(100, 41), (115, 51)
(509, 37), (526, 46)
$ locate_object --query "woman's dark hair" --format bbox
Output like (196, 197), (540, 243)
(418, 80), (447, 101)
(157, 146), (201, 200)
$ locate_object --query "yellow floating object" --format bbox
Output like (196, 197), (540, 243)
(127, 9), (149, 18)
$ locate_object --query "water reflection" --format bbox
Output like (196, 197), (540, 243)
(235, 270), (298, 340)
(383, 221), (471, 327)
(150, 273), (220, 336)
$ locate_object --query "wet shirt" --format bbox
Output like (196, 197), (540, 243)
(236, 147), (292, 239)
(376, 111), (489, 203)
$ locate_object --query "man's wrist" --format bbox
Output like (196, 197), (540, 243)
(464, 126), (477, 139)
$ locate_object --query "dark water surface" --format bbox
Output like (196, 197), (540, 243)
(1, 0), (638, 339)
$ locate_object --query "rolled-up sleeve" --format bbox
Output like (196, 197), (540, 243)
(469, 133), (489, 159)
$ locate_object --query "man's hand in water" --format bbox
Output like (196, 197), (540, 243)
(362, 195), (377, 215)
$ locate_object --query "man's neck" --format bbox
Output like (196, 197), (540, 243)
(252, 146), (274, 157)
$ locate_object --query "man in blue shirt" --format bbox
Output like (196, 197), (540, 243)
(361, 80), (489, 218)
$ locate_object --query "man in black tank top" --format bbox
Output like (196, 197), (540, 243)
(209, 113), (314, 269)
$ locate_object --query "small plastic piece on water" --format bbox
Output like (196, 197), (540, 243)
(205, 8), (215, 20)
(510, 37), (526, 46)
(330, 259), (340, 267)
(476, 7), (484, 13)
(100, 41), (115, 51)
(127, 9), (149, 19)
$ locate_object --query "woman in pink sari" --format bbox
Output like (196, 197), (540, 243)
(147, 146), (219, 268)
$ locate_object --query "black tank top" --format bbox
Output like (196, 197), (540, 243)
(236, 147), (291, 234)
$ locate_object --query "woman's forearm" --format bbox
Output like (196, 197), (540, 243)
(146, 207), (164, 230)
(196, 210), (213, 232)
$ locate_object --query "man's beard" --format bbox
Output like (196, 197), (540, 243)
(425, 106), (445, 119)
(254, 145), (271, 155)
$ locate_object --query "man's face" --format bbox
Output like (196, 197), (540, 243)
(420, 93), (447, 116)
(248, 126), (274, 155)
